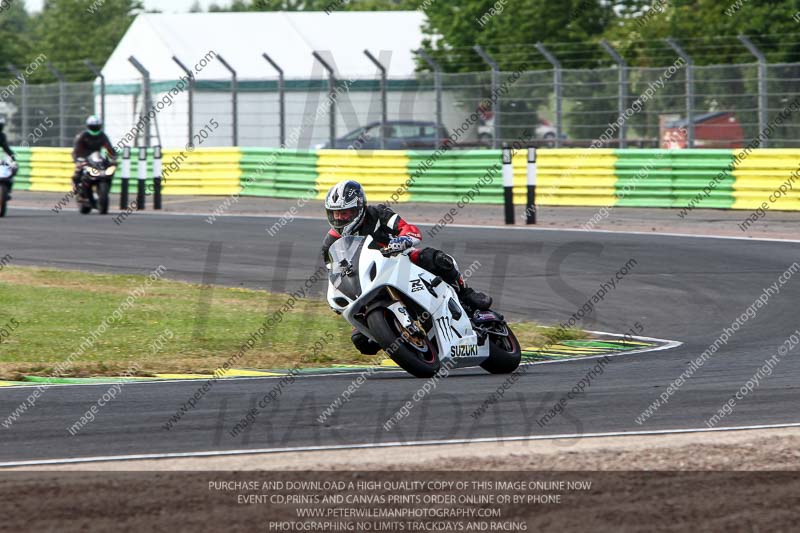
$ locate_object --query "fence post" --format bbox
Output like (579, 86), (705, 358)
(666, 38), (694, 148)
(45, 63), (66, 147)
(474, 46), (501, 149)
(312, 51), (337, 149)
(262, 53), (285, 147)
(84, 59), (105, 125)
(526, 147), (537, 224)
(172, 56), (195, 148)
(153, 145), (162, 210)
(502, 145), (514, 224)
(364, 49), (388, 149)
(128, 56), (152, 148)
(738, 35), (768, 147)
(600, 40), (628, 148)
(535, 43), (562, 148)
(120, 146), (131, 210)
(416, 49), (444, 147)
(137, 146), (147, 210)
(7, 64), (28, 144)
(216, 55), (238, 146)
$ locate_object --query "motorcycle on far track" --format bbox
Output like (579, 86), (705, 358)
(0, 157), (18, 218)
(76, 151), (116, 215)
(326, 235), (521, 378)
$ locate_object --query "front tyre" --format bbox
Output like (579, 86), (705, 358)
(0, 182), (8, 217)
(480, 326), (521, 374)
(98, 181), (110, 215)
(366, 309), (440, 378)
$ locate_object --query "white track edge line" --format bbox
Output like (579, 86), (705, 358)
(2, 421), (798, 468)
(13, 207), (800, 244)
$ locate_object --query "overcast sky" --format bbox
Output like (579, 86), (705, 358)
(25, 0), (235, 12)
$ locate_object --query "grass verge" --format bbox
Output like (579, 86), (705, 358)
(0, 266), (583, 379)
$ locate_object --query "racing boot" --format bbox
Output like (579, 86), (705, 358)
(454, 276), (493, 312)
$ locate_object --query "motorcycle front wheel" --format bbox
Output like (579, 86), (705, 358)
(98, 181), (110, 215)
(0, 182), (8, 217)
(366, 308), (440, 378)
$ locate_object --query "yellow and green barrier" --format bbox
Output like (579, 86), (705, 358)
(731, 149), (800, 211)
(159, 147), (241, 196)
(242, 148), (317, 198)
(13, 146), (800, 212)
(16, 147), (241, 197)
(316, 149), (410, 203)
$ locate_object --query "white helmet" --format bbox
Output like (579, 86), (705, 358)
(86, 115), (103, 135)
(324, 180), (367, 236)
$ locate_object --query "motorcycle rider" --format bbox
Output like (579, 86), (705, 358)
(322, 180), (492, 355)
(72, 115), (117, 197)
(0, 117), (18, 197)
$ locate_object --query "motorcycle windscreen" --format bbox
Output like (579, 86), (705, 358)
(328, 236), (365, 301)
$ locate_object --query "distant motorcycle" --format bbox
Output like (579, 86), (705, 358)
(76, 151), (116, 215)
(0, 158), (18, 218)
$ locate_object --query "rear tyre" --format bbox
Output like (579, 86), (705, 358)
(480, 326), (521, 374)
(366, 308), (440, 378)
(98, 181), (110, 215)
(0, 182), (8, 217)
(79, 203), (92, 215)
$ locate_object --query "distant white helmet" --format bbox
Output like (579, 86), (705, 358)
(86, 115), (102, 135)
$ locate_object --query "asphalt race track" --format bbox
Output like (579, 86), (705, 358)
(1, 207), (799, 464)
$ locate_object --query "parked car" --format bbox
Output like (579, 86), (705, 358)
(661, 111), (745, 148)
(477, 111), (562, 147)
(318, 121), (450, 150)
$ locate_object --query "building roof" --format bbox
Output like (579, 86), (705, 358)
(101, 11), (426, 83)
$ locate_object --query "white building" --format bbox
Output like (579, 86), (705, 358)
(99, 11), (467, 149)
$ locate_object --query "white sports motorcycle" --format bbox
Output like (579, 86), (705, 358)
(327, 235), (521, 378)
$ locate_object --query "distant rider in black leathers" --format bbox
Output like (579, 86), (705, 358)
(71, 115), (117, 195)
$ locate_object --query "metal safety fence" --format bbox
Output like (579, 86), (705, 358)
(1, 40), (799, 150)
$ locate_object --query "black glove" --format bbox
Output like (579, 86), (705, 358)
(351, 330), (381, 356)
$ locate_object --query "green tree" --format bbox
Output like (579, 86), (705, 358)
(0, 0), (33, 72)
(32, 0), (142, 81)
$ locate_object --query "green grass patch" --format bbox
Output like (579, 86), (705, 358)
(0, 266), (583, 379)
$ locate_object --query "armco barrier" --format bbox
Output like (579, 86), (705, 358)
(18, 147), (241, 197)
(241, 148), (317, 199)
(159, 148), (240, 196)
(316, 149), (409, 203)
(11, 146), (800, 212)
(514, 149), (618, 207)
(732, 149), (800, 211)
(9, 147), (31, 191)
(407, 150), (504, 204)
(614, 149), (736, 209)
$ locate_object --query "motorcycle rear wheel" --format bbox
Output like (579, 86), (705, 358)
(480, 326), (522, 374)
(366, 308), (440, 378)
